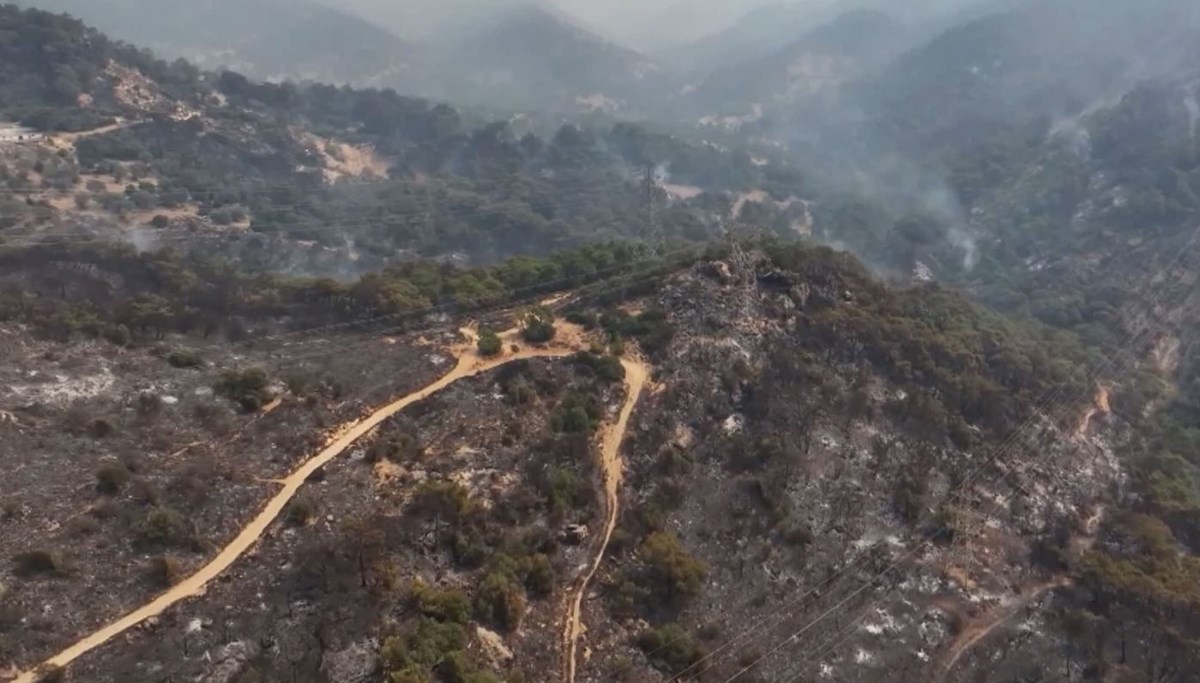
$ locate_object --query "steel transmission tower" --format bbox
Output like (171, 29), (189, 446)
(640, 164), (663, 259)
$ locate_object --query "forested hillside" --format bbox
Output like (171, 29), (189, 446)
(16, 0), (418, 86)
(0, 4), (807, 270)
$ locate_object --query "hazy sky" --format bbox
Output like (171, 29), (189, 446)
(331, 0), (989, 49)
(332, 0), (809, 47)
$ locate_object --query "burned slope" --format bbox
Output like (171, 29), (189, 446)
(574, 246), (1120, 682)
(0, 318), (448, 671)
(56, 350), (629, 682)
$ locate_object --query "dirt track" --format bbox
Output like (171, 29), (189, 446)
(561, 356), (649, 683)
(934, 577), (1070, 683)
(12, 323), (603, 682)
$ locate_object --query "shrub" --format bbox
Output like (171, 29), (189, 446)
(571, 351), (625, 383)
(136, 507), (195, 550)
(96, 462), (131, 495)
(550, 393), (602, 433)
(521, 307), (556, 343)
(284, 374), (311, 397)
(565, 310), (597, 329)
(636, 623), (706, 673)
(13, 550), (68, 577)
(474, 572), (527, 632)
(214, 368), (272, 412)
(34, 665), (66, 683)
(286, 498), (316, 527)
(635, 532), (707, 608)
(103, 324), (131, 346)
(541, 466), (589, 518)
(477, 330), (503, 357)
(167, 348), (203, 368)
(380, 618), (466, 674)
(525, 554), (555, 597)
(136, 391), (163, 417)
(90, 418), (116, 438)
(144, 555), (181, 587)
(410, 582), (472, 625)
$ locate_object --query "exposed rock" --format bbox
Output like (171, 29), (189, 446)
(202, 640), (254, 683)
(563, 523), (590, 545)
(671, 424), (695, 450)
(474, 626), (514, 667)
(320, 638), (379, 683)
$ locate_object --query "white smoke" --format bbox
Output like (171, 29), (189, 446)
(1049, 115), (1093, 160)
(128, 227), (159, 253)
(947, 225), (979, 270)
(920, 185), (978, 271)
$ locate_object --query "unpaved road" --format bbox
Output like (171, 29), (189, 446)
(49, 120), (142, 150)
(934, 577), (1071, 683)
(561, 356), (648, 683)
(13, 323), (593, 682)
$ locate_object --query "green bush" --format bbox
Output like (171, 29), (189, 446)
(286, 497), (316, 527)
(550, 393), (603, 433)
(166, 348), (203, 368)
(214, 367), (272, 412)
(12, 550), (68, 578)
(474, 571), (527, 632)
(525, 554), (555, 597)
(635, 532), (707, 608)
(381, 618), (466, 674)
(136, 507), (196, 550)
(636, 623), (706, 673)
(411, 582), (472, 625)
(521, 307), (556, 343)
(566, 310), (598, 329)
(477, 330), (503, 357)
(571, 351), (625, 383)
(95, 462), (131, 495)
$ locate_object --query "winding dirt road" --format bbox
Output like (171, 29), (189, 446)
(14, 323), (611, 682)
(934, 577), (1071, 683)
(561, 357), (648, 683)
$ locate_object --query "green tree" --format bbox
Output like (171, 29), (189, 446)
(477, 329), (502, 357)
(474, 571), (527, 632)
(521, 307), (556, 343)
(636, 532), (707, 607)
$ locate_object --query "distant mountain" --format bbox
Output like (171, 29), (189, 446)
(18, 0), (418, 85)
(18, 0), (667, 115)
(858, 0), (1200, 151)
(412, 5), (668, 113)
(689, 9), (906, 109)
(665, 3), (818, 74)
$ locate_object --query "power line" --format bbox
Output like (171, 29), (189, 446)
(709, 227), (1200, 683)
(246, 250), (697, 369)
(654, 225), (1200, 681)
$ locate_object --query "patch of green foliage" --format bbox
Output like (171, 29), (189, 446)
(520, 306), (556, 343)
(214, 368), (272, 412)
(636, 623), (707, 674)
(476, 329), (502, 357)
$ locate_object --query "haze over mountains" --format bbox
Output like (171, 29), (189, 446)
(5, 1), (1200, 682)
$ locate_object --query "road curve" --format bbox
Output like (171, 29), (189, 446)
(14, 325), (583, 682)
(934, 577), (1070, 683)
(561, 356), (649, 683)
